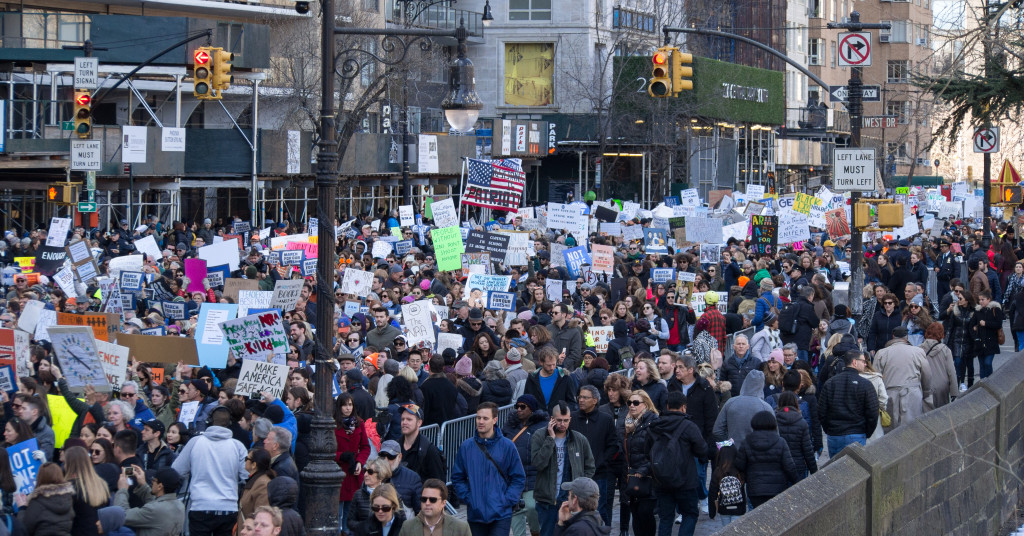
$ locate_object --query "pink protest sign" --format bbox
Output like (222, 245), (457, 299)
(286, 241), (318, 259)
(184, 258), (208, 292)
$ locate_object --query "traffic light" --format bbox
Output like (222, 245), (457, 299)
(193, 47), (213, 99)
(73, 89), (92, 139)
(671, 51), (694, 94)
(212, 48), (234, 93)
(47, 185), (59, 203)
(46, 183), (78, 205)
(1004, 185), (1023, 204)
(648, 47), (673, 98)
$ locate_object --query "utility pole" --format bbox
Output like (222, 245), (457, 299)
(827, 12), (890, 318)
(982, 0), (1001, 246)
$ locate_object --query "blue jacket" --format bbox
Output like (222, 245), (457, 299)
(451, 426), (526, 523)
(270, 399), (299, 452)
(752, 291), (783, 332)
(130, 399), (156, 431)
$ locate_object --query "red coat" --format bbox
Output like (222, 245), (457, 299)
(335, 422), (370, 501)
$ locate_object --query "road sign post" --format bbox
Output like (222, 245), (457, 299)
(74, 57), (99, 89)
(973, 127), (1000, 154)
(833, 149), (877, 191)
(838, 32), (872, 67)
(70, 140), (102, 171)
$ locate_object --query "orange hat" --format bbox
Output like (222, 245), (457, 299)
(738, 276), (750, 287)
(66, 297), (77, 306)
(364, 353), (380, 370)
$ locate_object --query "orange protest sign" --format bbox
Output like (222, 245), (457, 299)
(150, 367), (165, 386)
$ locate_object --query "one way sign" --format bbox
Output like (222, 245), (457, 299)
(828, 85), (882, 103)
(838, 32), (872, 67)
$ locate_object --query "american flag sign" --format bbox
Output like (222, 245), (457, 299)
(463, 158), (527, 211)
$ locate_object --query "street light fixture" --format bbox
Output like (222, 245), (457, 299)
(441, 21), (484, 132)
(482, 0), (494, 26)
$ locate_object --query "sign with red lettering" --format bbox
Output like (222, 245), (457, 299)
(219, 311), (289, 362)
(95, 340), (129, 388)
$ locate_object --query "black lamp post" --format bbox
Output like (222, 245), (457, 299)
(305, 2), (482, 534)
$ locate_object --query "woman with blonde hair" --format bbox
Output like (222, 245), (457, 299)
(630, 357), (666, 411)
(858, 354), (888, 442)
(352, 483), (406, 536)
(622, 389), (659, 535)
(348, 457), (393, 529)
(62, 445), (110, 536)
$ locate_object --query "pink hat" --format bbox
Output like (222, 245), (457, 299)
(769, 349), (784, 365)
(455, 355), (474, 376)
(420, 279), (431, 291)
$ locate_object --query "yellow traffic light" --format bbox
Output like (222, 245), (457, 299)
(47, 186), (59, 202)
(193, 47), (213, 99)
(212, 48), (234, 93)
(648, 47), (673, 98)
(73, 89), (92, 139)
(671, 52), (694, 94)
(1003, 185), (1023, 204)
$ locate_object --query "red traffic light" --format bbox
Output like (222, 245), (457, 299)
(194, 50), (210, 65)
(74, 93), (91, 106)
(48, 187), (58, 201)
(653, 52), (668, 65)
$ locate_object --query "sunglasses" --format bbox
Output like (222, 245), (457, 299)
(395, 341), (406, 346)
(90, 450), (103, 455)
(120, 392), (137, 398)
(421, 496), (441, 504)
(348, 338), (360, 343)
(628, 400), (644, 406)
(379, 452), (397, 460)
(364, 469), (376, 475)
(371, 505), (394, 513)
(178, 389), (187, 394)
(515, 404), (529, 410)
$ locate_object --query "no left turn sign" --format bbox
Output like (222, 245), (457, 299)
(974, 127), (1000, 153)
(838, 32), (871, 67)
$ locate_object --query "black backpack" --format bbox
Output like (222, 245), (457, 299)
(778, 301), (799, 335)
(650, 424), (690, 487)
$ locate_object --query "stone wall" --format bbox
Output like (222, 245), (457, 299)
(716, 352), (1024, 536)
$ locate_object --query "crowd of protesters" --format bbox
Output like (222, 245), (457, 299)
(0, 202), (1015, 536)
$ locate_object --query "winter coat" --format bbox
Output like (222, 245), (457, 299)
(876, 338), (931, 428)
(712, 371), (773, 448)
(623, 410), (658, 480)
(113, 484), (186, 536)
(18, 482), (75, 536)
(675, 376), (719, 447)
(859, 371), (888, 442)
(389, 465), (423, 516)
(170, 425), (248, 511)
(480, 378), (513, 406)
(547, 322), (584, 371)
(643, 411), (707, 490)
(238, 472), (272, 529)
(780, 299), (819, 350)
(501, 410), (550, 491)
(817, 368), (879, 437)
(753, 292), (783, 332)
(970, 270), (990, 299)
(944, 303), (975, 363)
(570, 408), (620, 479)
(774, 407), (817, 476)
(556, 509), (612, 536)
(456, 377), (483, 416)
(351, 509), (406, 536)
(734, 429), (799, 498)
(397, 514), (472, 536)
(421, 375), (463, 426)
(748, 327), (778, 362)
(722, 352), (761, 397)
(28, 417), (54, 462)
(920, 339), (958, 412)
(524, 368), (578, 413)
(451, 427), (527, 523)
(631, 378), (667, 412)
(970, 300), (1004, 356)
(335, 419), (371, 501)
(69, 485), (99, 536)
(271, 450), (300, 483)
(268, 476), (307, 536)
(531, 430), (596, 505)
(349, 485), (375, 528)
(136, 442), (176, 477)
(400, 432), (447, 485)
(867, 306), (903, 353)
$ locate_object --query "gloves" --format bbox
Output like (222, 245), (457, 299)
(31, 450), (46, 463)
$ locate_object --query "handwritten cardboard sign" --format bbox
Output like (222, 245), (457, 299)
(220, 311), (289, 362)
(236, 360), (290, 399)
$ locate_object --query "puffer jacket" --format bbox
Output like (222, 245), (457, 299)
(722, 352), (761, 397)
(268, 476), (307, 536)
(623, 410), (658, 477)
(631, 378), (667, 412)
(451, 427), (527, 524)
(352, 509), (406, 536)
(501, 410), (549, 491)
(18, 482), (75, 536)
(817, 367), (879, 437)
(480, 378), (513, 406)
(348, 485), (374, 528)
(734, 429), (799, 498)
(970, 300), (1004, 356)
(774, 407), (817, 476)
(456, 377), (484, 415)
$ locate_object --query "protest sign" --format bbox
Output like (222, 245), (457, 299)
(196, 303), (238, 369)
(220, 311), (289, 362)
(133, 235), (161, 261)
(340, 268), (374, 297)
(436, 333), (464, 355)
(622, 224), (643, 242)
(270, 279), (304, 311)
(778, 210), (811, 244)
(17, 300), (45, 334)
(237, 290), (273, 318)
(344, 301), (360, 317)
(545, 279), (564, 302)
(825, 208), (851, 237)
(161, 301), (185, 321)
(394, 240), (413, 257)
(14, 330), (30, 381)
(236, 359), (290, 398)
(9, 438), (40, 498)
(371, 240), (393, 259)
(591, 245), (615, 274)
(431, 226), (464, 272)
(119, 333), (199, 364)
(46, 217), (71, 247)
(184, 259), (208, 292)
(33, 310), (56, 342)
(461, 253), (491, 277)
(685, 217), (724, 244)
(280, 250), (303, 266)
(895, 213), (919, 240)
(178, 401), (200, 423)
(402, 300), (436, 346)
(47, 326), (109, 392)
(651, 268), (675, 284)
(793, 193), (820, 215)
(53, 266), (77, 297)
(487, 291), (517, 311)
(285, 241), (318, 260)
(32, 244), (66, 277)
(690, 292), (730, 318)
(197, 240), (241, 271)
(589, 326), (614, 354)
(301, 258), (317, 277)
(546, 203), (588, 238)
(95, 339), (129, 388)
(680, 188), (700, 207)
(747, 184), (766, 199)
(465, 231), (511, 263)
(750, 215), (778, 255)
(643, 228), (669, 254)
(594, 205), (619, 223)
(224, 278), (259, 302)
(699, 244), (721, 265)
(499, 232), (530, 266)
(399, 205), (415, 227)
(57, 312), (117, 343)
(464, 273), (512, 305)
(431, 198), (459, 228)
(119, 271), (145, 294)
(563, 246), (592, 279)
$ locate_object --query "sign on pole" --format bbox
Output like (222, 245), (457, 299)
(833, 148), (876, 192)
(973, 127), (1000, 154)
(74, 57), (99, 89)
(838, 32), (871, 67)
(70, 139), (102, 170)
(828, 85), (881, 102)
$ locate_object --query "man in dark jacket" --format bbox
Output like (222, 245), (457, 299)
(531, 403), (596, 536)
(266, 427), (299, 482)
(421, 355), (463, 426)
(344, 368), (376, 421)
(503, 395), (549, 536)
(818, 350), (879, 457)
(267, 477), (306, 536)
(644, 391), (707, 536)
(525, 346), (578, 413)
(399, 405), (446, 484)
(548, 303), (583, 370)
(555, 477), (610, 536)
(604, 320), (636, 371)
(781, 286), (820, 361)
(935, 239), (958, 298)
(136, 420), (176, 479)
(721, 334), (758, 397)
(671, 354), (718, 506)
(379, 440), (424, 515)
(459, 307), (499, 352)
(570, 386), (619, 526)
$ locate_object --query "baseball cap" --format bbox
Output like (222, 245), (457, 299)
(401, 403), (423, 420)
(560, 477), (600, 502)
(143, 419), (165, 435)
(379, 440), (401, 457)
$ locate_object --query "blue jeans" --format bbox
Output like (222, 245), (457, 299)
(695, 458), (708, 500)
(656, 487), (699, 536)
(594, 477), (612, 526)
(827, 433), (867, 457)
(535, 500), (563, 536)
(470, 517), (513, 536)
(797, 350), (810, 362)
(338, 501), (351, 532)
(979, 354), (995, 379)
(1017, 331), (1024, 352)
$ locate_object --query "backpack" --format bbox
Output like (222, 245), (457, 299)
(374, 406), (393, 440)
(778, 301), (799, 335)
(650, 425), (690, 486)
(616, 342), (636, 370)
(759, 296), (781, 319)
(718, 475), (745, 507)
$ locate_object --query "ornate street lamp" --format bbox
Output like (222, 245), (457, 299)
(441, 21), (484, 133)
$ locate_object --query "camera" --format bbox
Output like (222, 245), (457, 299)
(295, 1), (310, 13)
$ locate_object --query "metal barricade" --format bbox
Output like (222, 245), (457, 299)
(418, 423), (439, 448)
(434, 404), (514, 484)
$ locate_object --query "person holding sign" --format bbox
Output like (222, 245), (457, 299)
(14, 462), (76, 535)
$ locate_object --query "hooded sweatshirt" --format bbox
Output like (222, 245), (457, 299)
(267, 477), (306, 536)
(712, 371), (773, 448)
(170, 425), (248, 511)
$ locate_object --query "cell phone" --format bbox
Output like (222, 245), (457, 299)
(123, 467), (131, 477)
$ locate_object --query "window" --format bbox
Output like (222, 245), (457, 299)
(809, 0), (823, 17)
(830, 41), (837, 68)
(504, 43), (555, 106)
(887, 60), (911, 83)
(509, 0), (551, 21)
(216, 23), (245, 56)
(887, 142), (909, 158)
(363, 0), (378, 11)
(886, 101), (911, 124)
(407, 106), (422, 134)
(880, 20), (909, 43)
(808, 87), (822, 104)
(612, 7), (656, 32)
(808, 38), (823, 65)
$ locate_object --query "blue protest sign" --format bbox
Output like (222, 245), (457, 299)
(487, 291), (517, 311)
(9, 438), (40, 498)
(562, 246), (592, 279)
(195, 303), (239, 369)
